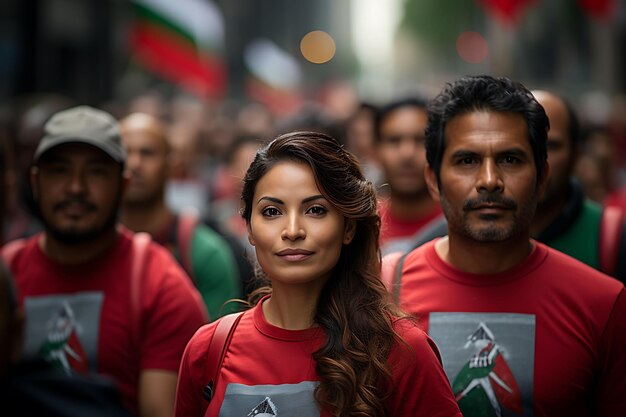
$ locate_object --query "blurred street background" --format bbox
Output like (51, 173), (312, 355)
(1, 0), (624, 114)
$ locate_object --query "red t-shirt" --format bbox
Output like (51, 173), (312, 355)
(378, 200), (441, 246)
(398, 239), (626, 417)
(174, 297), (462, 417)
(4, 229), (208, 415)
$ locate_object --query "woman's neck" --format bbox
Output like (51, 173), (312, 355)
(262, 283), (325, 330)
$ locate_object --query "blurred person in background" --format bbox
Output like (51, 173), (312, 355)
(344, 102), (384, 187)
(374, 97), (441, 255)
(1, 105), (207, 417)
(166, 121), (211, 216)
(576, 126), (616, 204)
(120, 112), (241, 319)
(530, 90), (625, 281)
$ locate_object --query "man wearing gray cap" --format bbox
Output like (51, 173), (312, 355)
(1, 106), (208, 417)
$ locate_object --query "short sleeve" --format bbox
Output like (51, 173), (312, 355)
(385, 320), (462, 417)
(174, 324), (216, 417)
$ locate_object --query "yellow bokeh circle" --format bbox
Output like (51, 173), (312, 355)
(300, 31), (336, 64)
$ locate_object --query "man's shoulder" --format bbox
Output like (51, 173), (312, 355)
(541, 243), (624, 293)
(402, 239), (437, 267)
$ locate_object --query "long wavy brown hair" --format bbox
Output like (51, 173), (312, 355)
(241, 131), (407, 416)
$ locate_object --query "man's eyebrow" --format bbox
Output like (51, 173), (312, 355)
(450, 150), (479, 159)
(496, 148), (530, 158)
(256, 194), (325, 205)
(450, 148), (530, 159)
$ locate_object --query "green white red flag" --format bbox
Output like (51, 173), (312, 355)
(130, 0), (227, 98)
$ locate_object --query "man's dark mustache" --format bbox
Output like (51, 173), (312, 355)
(463, 195), (517, 211)
(53, 199), (97, 212)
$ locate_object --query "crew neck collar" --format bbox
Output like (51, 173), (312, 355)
(424, 239), (548, 286)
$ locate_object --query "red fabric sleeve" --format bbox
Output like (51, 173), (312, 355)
(386, 320), (462, 417)
(140, 245), (209, 372)
(594, 288), (626, 416)
(174, 324), (216, 417)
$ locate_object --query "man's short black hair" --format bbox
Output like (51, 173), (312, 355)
(374, 97), (428, 141)
(425, 75), (549, 185)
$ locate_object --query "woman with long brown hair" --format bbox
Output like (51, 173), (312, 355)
(174, 131), (460, 417)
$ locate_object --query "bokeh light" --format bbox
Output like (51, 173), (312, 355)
(456, 31), (489, 64)
(300, 30), (336, 64)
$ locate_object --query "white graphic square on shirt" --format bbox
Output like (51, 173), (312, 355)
(23, 292), (104, 374)
(429, 312), (535, 417)
(218, 381), (319, 417)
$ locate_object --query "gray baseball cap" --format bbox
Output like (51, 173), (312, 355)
(34, 105), (127, 164)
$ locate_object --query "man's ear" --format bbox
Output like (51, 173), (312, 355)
(343, 219), (356, 245)
(30, 166), (39, 200)
(425, 165), (441, 203)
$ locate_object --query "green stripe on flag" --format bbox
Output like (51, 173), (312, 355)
(132, 3), (198, 50)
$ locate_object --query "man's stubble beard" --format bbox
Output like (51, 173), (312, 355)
(440, 190), (538, 243)
(40, 192), (124, 246)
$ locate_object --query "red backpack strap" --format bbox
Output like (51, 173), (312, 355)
(381, 251), (410, 303)
(177, 208), (200, 283)
(1, 238), (27, 267)
(130, 232), (152, 350)
(599, 206), (624, 277)
(202, 311), (244, 404)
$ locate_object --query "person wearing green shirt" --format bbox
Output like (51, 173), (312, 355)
(119, 112), (241, 320)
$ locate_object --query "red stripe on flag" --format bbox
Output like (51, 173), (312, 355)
(130, 23), (227, 98)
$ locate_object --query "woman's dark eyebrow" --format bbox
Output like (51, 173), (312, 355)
(302, 194), (325, 204)
(256, 194), (325, 205)
(257, 196), (283, 205)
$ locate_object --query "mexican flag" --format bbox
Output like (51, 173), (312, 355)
(130, 0), (227, 98)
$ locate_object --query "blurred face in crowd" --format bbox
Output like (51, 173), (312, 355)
(376, 106), (429, 198)
(32, 144), (124, 244)
(532, 91), (577, 207)
(426, 111), (547, 243)
(121, 114), (169, 206)
(247, 161), (354, 291)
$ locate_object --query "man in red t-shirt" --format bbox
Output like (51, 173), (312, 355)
(389, 76), (626, 416)
(374, 97), (441, 255)
(1, 106), (207, 417)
